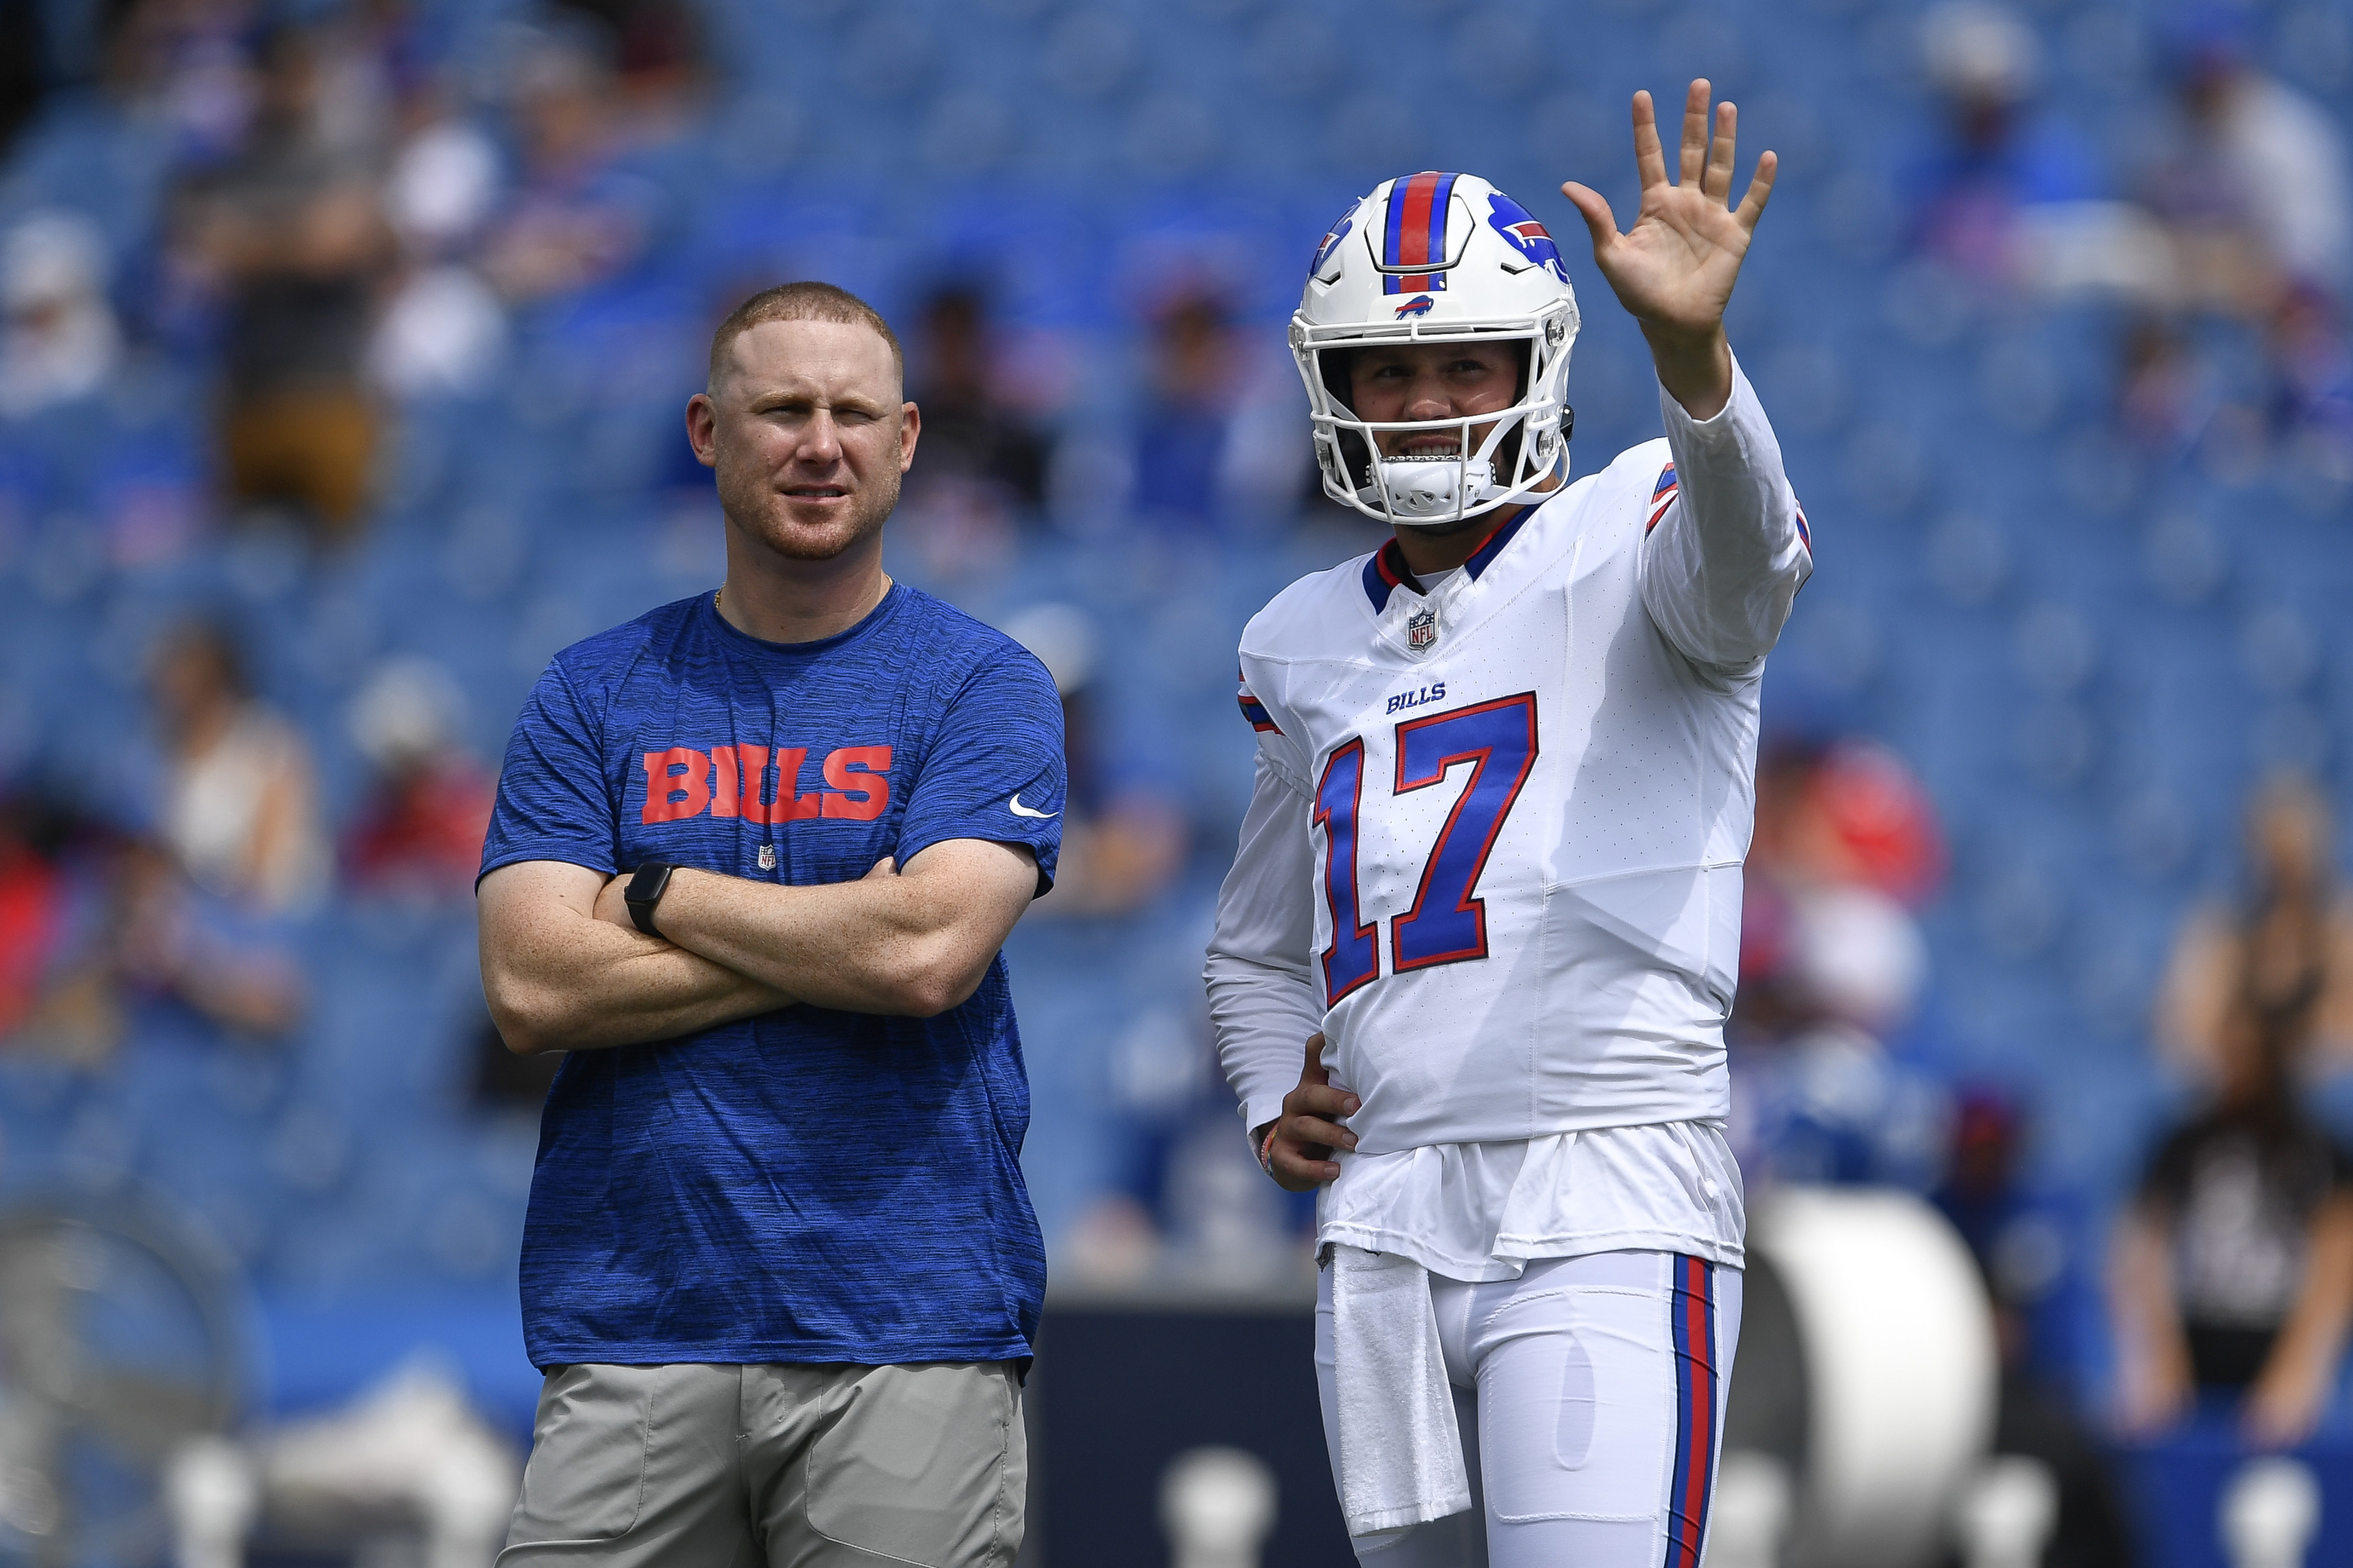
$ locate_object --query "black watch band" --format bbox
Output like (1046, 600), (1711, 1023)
(623, 862), (679, 937)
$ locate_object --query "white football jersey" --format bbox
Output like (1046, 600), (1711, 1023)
(1208, 364), (1810, 1170)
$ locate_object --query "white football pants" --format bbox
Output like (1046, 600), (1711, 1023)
(1314, 1249), (1742, 1568)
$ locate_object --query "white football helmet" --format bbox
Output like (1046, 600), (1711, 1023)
(1291, 171), (1579, 527)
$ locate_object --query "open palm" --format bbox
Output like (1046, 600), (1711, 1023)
(1563, 80), (1776, 340)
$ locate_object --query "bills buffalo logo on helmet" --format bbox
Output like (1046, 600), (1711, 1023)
(1311, 212), (1354, 273)
(1485, 193), (1570, 284)
(1394, 294), (1435, 319)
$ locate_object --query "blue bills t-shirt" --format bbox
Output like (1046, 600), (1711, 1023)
(479, 585), (1063, 1369)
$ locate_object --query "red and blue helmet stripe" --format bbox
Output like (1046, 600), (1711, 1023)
(1383, 172), (1458, 296)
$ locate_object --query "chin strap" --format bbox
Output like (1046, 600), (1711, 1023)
(1368, 456), (1498, 523)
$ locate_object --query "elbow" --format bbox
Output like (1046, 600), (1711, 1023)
(895, 970), (979, 1020)
(484, 977), (564, 1056)
(892, 947), (992, 1019)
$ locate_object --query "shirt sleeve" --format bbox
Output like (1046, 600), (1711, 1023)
(895, 646), (1066, 895)
(1204, 747), (1322, 1145)
(479, 659), (620, 883)
(1638, 352), (1814, 673)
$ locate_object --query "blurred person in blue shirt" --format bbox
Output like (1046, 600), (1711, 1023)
(1, 799), (302, 1066)
(476, 18), (668, 310)
(1905, 2), (2102, 286)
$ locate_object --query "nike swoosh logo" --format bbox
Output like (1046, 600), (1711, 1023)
(1008, 793), (1058, 820)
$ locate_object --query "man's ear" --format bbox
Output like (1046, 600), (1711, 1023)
(898, 401), (921, 473)
(685, 392), (718, 469)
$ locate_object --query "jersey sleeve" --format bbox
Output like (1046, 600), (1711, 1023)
(1638, 352), (1813, 673)
(896, 646), (1066, 895)
(479, 659), (621, 882)
(1234, 666), (1313, 794)
(1204, 745), (1322, 1145)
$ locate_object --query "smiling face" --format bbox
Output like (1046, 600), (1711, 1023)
(1345, 339), (1523, 459)
(688, 318), (918, 565)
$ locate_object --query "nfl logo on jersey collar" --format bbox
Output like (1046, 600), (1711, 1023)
(1360, 501), (1543, 656)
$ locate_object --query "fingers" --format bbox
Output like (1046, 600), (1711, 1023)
(1629, 89), (1667, 192)
(1301, 1031), (1328, 1084)
(1270, 1144), (1340, 1192)
(1285, 1080), (1358, 1122)
(1677, 79), (1710, 188)
(1702, 100), (1736, 202)
(1734, 149), (1779, 231)
(1284, 1113), (1356, 1151)
(1559, 181), (1618, 252)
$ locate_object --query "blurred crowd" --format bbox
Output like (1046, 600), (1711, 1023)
(1906, 2), (2351, 479)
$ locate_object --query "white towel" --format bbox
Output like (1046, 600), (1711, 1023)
(1329, 1244), (1472, 1537)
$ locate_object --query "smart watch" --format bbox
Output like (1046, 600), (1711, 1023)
(623, 862), (680, 937)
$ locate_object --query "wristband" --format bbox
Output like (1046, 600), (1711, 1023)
(623, 862), (679, 937)
(1255, 1121), (1280, 1178)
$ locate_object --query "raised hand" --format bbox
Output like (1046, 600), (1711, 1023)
(1561, 80), (1776, 419)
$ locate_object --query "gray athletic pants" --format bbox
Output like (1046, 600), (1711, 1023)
(496, 1361), (1026, 1567)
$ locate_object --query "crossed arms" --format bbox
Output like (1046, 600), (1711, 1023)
(478, 838), (1039, 1054)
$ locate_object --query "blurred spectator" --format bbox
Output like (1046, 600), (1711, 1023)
(368, 87), (508, 401)
(0, 789), (76, 1037)
(908, 287), (1049, 509)
(173, 21), (393, 542)
(892, 286), (1054, 578)
(1099, 283), (1307, 532)
(548, 0), (706, 131)
(1132, 289), (1239, 528)
(0, 211), (123, 418)
(150, 619), (327, 914)
(1004, 603), (1185, 918)
(1906, 2), (2102, 287)
(476, 21), (656, 307)
(1935, 1089), (2136, 1568)
(1743, 739), (1942, 1037)
(7, 819), (303, 1062)
(2116, 313), (2211, 455)
(2111, 980), (2353, 1447)
(2265, 282), (2353, 476)
(2157, 774), (2353, 1082)
(2146, 21), (2351, 318)
(340, 658), (494, 900)
(1730, 740), (1948, 1189)
(103, 830), (305, 1042)
(103, 0), (263, 163)
(0, 0), (41, 162)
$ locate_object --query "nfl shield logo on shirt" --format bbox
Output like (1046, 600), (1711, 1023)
(758, 843), (777, 871)
(1406, 607), (1439, 651)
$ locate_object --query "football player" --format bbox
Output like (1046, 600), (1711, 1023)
(1206, 82), (1807, 1567)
